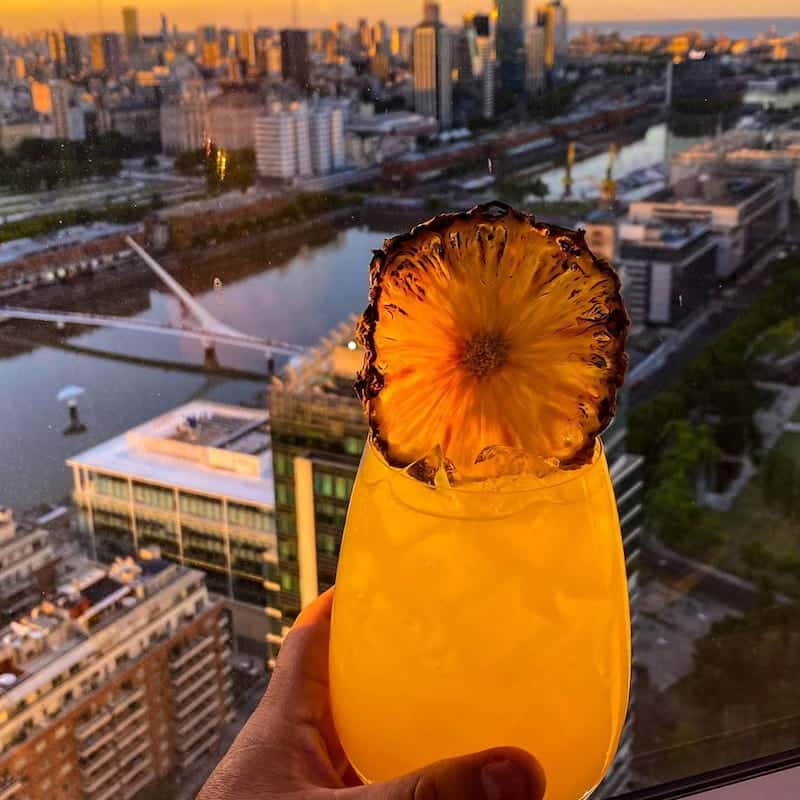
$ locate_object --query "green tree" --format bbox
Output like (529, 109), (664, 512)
(529, 177), (549, 200)
(762, 448), (800, 518)
(647, 421), (721, 554)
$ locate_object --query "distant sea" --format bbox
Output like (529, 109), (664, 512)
(573, 17), (800, 40)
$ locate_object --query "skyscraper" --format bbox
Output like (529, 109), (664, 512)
(465, 12), (496, 119)
(238, 28), (256, 70)
(89, 33), (123, 77)
(495, 0), (525, 93)
(64, 33), (82, 76)
(197, 25), (221, 68)
(391, 26), (412, 62)
(525, 19), (546, 93)
(280, 29), (310, 92)
(540, 0), (568, 71)
(122, 6), (140, 58)
(413, 2), (453, 129)
(47, 29), (66, 77)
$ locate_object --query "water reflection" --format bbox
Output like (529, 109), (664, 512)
(0, 116), (729, 509)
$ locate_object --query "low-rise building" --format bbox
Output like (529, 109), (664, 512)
(617, 221), (719, 327)
(67, 401), (280, 660)
(345, 109), (435, 168)
(628, 170), (790, 277)
(145, 191), (287, 251)
(670, 128), (800, 205)
(0, 507), (58, 626)
(0, 116), (49, 152)
(106, 97), (160, 146)
(0, 552), (234, 798)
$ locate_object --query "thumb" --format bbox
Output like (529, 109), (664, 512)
(336, 747), (546, 800)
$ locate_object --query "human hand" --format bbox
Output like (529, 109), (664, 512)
(198, 588), (546, 800)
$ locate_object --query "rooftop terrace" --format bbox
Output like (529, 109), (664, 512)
(68, 401), (274, 507)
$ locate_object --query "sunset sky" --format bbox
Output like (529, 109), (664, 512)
(2, 1), (800, 34)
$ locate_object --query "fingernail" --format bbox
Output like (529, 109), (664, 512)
(480, 759), (531, 800)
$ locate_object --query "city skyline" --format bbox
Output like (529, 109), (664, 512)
(2, 2), (800, 35)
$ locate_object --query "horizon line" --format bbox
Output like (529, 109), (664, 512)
(4, 13), (800, 37)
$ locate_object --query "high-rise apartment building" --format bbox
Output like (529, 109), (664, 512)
(255, 103), (311, 181)
(197, 26), (221, 68)
(64, 34), (82, 77)
(495, 0), (525, 92)
(309, 107), (331, 175)
(255, 110), (298, 180)
(357, 19), (371, 50)
(391, 27), (412, 62)
(89, 33), (123, 77)
(371, 21), (389, 52)
(280, 30), (310, 92)
(122, 7), (140, 59)
(269, 319), (644, 783)
(462, 12), (495, 120)
(47, 30), (66, 77)
(0, 506), (58, 626)
(49, 80), (86, 141)
(238, 29), (256, 71)
(0, 552), (235, 798)
(159, 79), (208, 154)
(593, 389), (644, 798)
(264, 39), (283, 78)
(329, 105), (346, 170)
(539, 0), (568, 71)
(67, 402), (279, 660)
(413, 3), (453, 129)
(255, 102), (344, 181)
(525, 21), (546, 93)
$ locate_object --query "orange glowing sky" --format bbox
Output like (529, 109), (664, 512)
(2, 1), (800, 34)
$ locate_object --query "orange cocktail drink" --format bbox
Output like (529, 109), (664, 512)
(329, 203), (632, 799)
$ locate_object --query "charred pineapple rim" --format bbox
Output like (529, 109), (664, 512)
(364, 434), (605, 495)
(355, 200), (629, 482)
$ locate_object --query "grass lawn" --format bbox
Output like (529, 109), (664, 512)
(711, 431), (800, 596)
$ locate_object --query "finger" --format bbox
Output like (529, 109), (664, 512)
(252, 587), (336, 730)
(244, 587), (343, 777)
(294, 586), (335, 630)
(335, 747), (546, 800)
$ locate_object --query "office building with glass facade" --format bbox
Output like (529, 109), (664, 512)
(67, 402), (279, 660)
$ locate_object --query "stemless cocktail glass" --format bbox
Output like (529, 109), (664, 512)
(330, 437), (631, 800)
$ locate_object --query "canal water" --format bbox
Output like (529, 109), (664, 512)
(0, 120), (717, 509)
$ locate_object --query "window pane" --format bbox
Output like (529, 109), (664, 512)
(3, 8), (798, 798)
